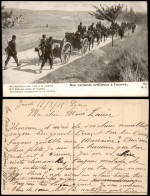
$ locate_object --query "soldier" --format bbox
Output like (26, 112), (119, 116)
(39, 36), (53, 73)
(96, 22), (101, 29)
(132, 24), (136, 34)
(118, 27), (124, 39)
(4, 35), (21, 70)
(90, 23), (94, 31)
(96, 22), (99, 29)
(38, 34), (47, 62)
(78, 22), (83, 35)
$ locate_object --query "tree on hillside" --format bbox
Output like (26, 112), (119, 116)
(121, 7), (137, 22)
(1, 5), (23, 29)
(129, 7), (134, 15)
(124, 6), (128, 13)
(89, 4), (123, 46)
(128, 7), (135, 20)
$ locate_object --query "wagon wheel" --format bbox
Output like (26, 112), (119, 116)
(81, 38), (88, 56)
(61, 42), (72, 64)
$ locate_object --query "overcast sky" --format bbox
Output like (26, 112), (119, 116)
(2, 1), (147, 12)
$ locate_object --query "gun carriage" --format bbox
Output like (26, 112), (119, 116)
(35, 39), (72, 64)
(65, 32), (88, 55)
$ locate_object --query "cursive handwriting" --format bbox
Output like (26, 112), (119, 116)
(2, 99), (148, 195)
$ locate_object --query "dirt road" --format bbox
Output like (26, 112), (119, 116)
(3, 37), (117, 84)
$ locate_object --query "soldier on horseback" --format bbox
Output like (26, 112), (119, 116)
(101, 25), (107, 42)
(85, 27), (95, 50)
(96, 22), (101, 30)
(132, 24), (136, 34)
(89, 23), (95, 32)
(118, 26), (124, 39)
(78, 22), (83, 35)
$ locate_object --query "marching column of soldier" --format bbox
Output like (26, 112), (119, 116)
(4, 21), (136, 72)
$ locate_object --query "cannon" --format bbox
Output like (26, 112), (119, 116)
(35, 39), (72, 64)
(65, 32), (88, 55)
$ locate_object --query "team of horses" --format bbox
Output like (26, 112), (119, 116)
(68, 21), (136, 51)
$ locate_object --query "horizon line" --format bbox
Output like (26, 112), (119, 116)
(4, 7), (147, 13)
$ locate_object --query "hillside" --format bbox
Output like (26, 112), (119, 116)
(2, 8), (107, 53)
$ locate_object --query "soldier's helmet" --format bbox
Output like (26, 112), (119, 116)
(12, 35), (16, 40)
(42, 34), (46, 38)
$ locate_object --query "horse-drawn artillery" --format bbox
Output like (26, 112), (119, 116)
(65, 32), (89, 55)
(35, 21), (136, 69)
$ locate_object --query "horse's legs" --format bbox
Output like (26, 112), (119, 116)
(91, 39), (94, 48)
(97, 36), (100, 46)
(100, 35), (102, 42)
(93, 37), (95, 48)
(128, 29), (130, 35)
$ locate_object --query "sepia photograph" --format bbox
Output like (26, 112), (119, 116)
(1, 1), (148, 96)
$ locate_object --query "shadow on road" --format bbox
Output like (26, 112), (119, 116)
(13, 64), (54, 74)
(19, 58), (39, 67)
(13, 67), (38, 74)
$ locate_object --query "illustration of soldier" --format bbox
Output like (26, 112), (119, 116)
(39, 36), (53, 73)
(78, 22), (83, 34)
(36, 34), (47, 64)
(4, 35), (21, 70)
(89, 23), (95, 31)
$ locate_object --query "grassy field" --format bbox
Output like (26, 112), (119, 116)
(103, 25), (148, 82)
(2, 9), (103, 53)
(35, 24), (148, 83)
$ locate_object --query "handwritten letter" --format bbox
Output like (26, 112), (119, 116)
(2, 99), (148, 195)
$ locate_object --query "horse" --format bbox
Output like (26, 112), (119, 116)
(93, 27), (101, 46)
(84, 30), (95, 51)
(82, 26), (87, 36)
(118, 27), (124, 39)
(132, 24), (136, 34)
(100, 26), (108, 42)
(127, 22), (132, 35)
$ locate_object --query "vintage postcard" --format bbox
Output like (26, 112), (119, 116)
(1, 99), (148, 195)
(2, 1), (148, 97)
